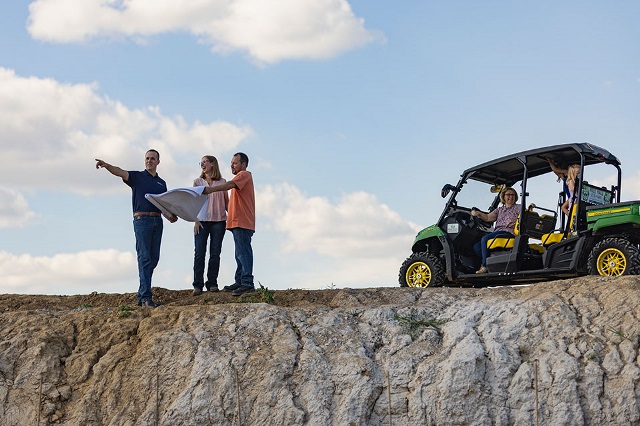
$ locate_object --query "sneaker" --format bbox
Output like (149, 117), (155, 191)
(231, 285), (255, 296)
(222, 283), (242, 292)
(192, 287), (203, 296)
(208, 286), (219, 293)
(142, 299), (158, 308)
(475, 267), (488, 274)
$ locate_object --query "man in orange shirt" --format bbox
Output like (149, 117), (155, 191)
(203, 152), (255, 296)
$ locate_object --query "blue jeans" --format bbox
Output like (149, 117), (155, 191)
(193, 221), (226, 289)
(473, 230), (514, 267)
(231, 228), (254, 287)
(133, 215), (163, 303)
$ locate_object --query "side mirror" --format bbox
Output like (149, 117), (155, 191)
(441, 184), (457, 198)
(490, 184), (505, 193)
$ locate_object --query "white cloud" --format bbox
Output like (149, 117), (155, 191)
(0, 67), (252, 194)
(622, 170), (640, 200)
(0, 189), (38, 228)
(259, 184), (420, 257)
(0, 183), (422, 294)
(27, 0), (383, 64)
(0, 249), (137, 295)
(257, 183), (420, 286)
(589, 168), (640, 201)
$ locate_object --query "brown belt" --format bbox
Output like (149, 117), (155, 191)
(134, 211), (162, 218)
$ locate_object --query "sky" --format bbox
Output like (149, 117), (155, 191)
(1, 1), (639, 296)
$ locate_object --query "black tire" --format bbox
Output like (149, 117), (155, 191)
(587, 237), (640, 276)
(399, 252), (445, 288)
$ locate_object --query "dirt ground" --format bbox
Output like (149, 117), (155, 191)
(0, 285), (442, 313)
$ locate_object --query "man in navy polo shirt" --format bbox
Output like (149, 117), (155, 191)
(95, 149), (177, 308)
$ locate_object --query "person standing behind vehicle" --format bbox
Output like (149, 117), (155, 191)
(471, 187), (521, 274)
(202, 152), (255, 296)
(546, 157), (570, 199)
(192, 155), (229, 296)
(95, 150), (177, 308)
(562, 164), (580, 216)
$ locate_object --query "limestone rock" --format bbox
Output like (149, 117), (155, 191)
(0, 277), (639, 425)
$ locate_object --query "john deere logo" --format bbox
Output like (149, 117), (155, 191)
(587, 207), (630, 217)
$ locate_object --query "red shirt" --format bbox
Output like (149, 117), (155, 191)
(227, 170), (255, 230)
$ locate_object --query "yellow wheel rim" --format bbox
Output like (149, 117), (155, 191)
(596, 248), (627, 276)
(406, 261), (432, 288)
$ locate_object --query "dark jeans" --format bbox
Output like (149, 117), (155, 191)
(231, 227), (254, 287)
(133, 215), (163, 303)
(193, 221), (226, 289)
(473, 230), (514, 267)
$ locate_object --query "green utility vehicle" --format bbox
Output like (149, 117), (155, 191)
(399, 143), (640, 287)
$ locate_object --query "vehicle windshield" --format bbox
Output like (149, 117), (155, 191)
(452, 179), (509, 213)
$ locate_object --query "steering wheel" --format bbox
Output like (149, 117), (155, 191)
(470, 208), (493, 230)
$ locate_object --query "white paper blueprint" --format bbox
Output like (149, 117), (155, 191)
(145, 186), (208, 222)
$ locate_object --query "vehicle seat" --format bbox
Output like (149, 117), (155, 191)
(486, 215), (521, 250)
(541, 232), (563, 246)
(520, 210), (556, 239)
(528, 243), (544, 254)
(541, 204), (577, 246)
(486, 211), (552, 254)
(487, 236), (516, 250)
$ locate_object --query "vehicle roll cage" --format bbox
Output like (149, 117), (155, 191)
(438, 143), (622, 227)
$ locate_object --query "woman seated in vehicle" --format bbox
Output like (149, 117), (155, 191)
(471, 187), (521, 274)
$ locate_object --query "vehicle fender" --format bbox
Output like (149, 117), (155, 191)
(411, 224), (445, 252)
(590, 215), (640, 233)
(587, 203), (640, 233)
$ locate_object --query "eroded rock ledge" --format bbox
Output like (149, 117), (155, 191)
(1, 277), (639, 425)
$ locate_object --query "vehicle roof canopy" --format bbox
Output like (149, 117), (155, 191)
(463, 143), (620, 185)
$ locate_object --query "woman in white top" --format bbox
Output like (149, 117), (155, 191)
(192, 155), (228, 295)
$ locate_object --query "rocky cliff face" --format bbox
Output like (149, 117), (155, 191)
(1, 277), (639, 425)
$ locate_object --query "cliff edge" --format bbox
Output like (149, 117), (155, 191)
(1, 277), (639, 425)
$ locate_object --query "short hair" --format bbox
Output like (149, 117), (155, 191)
(234, 152), (249, 167)
(199, 155), (222, 180)
(499, 187), (518, 204)
(146, 149), (160, 161)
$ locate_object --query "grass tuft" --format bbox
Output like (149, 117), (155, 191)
(238, 282), (276, 305)
(607, 326), (638, 342)
(394, 309), (448, 339)
(116, 304), (135, 318)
